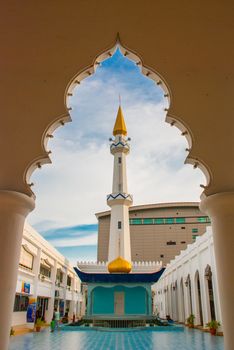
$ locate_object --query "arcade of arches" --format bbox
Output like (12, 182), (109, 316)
(154, 230), (221, 330)
(0, 2), (234, 350)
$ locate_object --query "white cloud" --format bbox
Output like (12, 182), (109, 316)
(28, 57), (206, 233)
(49, 233), (97, 248)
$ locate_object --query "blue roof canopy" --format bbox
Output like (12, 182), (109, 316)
(74, 267), (165, 284)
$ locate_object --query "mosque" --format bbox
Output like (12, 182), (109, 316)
(75, 106), (164, 324)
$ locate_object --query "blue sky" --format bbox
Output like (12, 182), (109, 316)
(28, 49), (206, 265)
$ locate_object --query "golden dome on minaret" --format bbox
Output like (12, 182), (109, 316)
(108, 256), (132, 273)
(113, 106), (127, 136)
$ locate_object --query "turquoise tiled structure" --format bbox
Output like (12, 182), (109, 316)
(75, 268), (164, 319)
(88, 284), (151, 316)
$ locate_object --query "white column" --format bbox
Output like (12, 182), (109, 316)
(184, 281), (190, 320)
(177, 280), (183, 322)
(178, 279), (185, 322)
(193, 274), (201, 326)
(200, 192), (234, 350)
(200, 273), (210, 325)
(0, 191), (34, 350)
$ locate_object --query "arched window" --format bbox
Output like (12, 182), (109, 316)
(19, 245), (34, 270)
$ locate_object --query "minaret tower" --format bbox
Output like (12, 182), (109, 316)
(107, 106), (133, 273)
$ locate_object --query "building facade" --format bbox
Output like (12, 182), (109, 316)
(12, 222), (84, 327)
(153, 227), (222, 330)
(97, 203), (211, 265)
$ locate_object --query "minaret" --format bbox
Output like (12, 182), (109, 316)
(107, 106), (133, 273)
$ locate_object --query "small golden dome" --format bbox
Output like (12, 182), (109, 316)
(113, 106), (127, 136)
(108, 256), (132, 273)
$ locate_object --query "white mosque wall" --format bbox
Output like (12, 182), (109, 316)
(12, 223), (85, 327)
(152, 227), (223, 330)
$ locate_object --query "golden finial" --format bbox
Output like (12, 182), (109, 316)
(113, 104), (127, 136)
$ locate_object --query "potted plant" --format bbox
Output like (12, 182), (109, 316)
(186, 314), (195, 328)
(206, 320), (221, 335)
(35, 317), (44, 332)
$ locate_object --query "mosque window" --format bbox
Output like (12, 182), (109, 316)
(166, 241), (176, 245)
(181, 226), (186, 229)
(181, 241), (186, 244)
(160, 254), (164, 258)
(118, 221), (122, 229)
(155, 218), (164, 224)
(165, 218), (174, 224)
(192, 228), (198, 233)
(197, 217), (207, 223)
(14, 294), (29, 312)
(118, 157), (122, 164)
(19, 246), (34, 270)
(131, 218), (142, 225)
(176, 217), (185, 224)
(143, 218), (154, 225)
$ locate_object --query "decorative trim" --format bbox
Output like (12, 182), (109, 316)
(107, 193), (133, 201)
(74, 266), (165, 284)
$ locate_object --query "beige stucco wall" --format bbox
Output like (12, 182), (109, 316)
(97, 203), (210, 265)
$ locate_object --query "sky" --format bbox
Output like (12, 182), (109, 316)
(28, 49), (206, 265)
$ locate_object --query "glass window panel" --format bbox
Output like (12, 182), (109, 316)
(192, 228), (198, 233)
(197, 217), (207, 223)
(143, 218), (154, 225)
(165, 218), (174, 224)
(166, 241), (176, 245)
(176, 217), (185, 224)
(131, 218), (142, 225)
(155, 218), (164, 224)
(14, 295), (29, 312)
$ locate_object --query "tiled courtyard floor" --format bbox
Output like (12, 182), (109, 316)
(9, 326), (224, 350)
